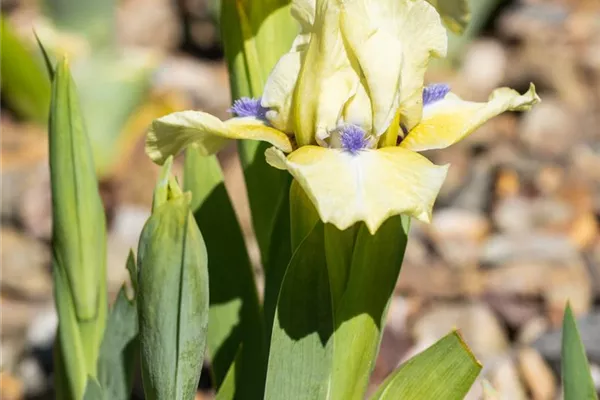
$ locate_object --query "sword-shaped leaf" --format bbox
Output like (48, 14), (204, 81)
(49, 57), (107, 400)
(184, 148), (267, 399)
(562, 303), (598, 400)
(370, 331), (481, 400)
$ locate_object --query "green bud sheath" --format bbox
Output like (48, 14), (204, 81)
(138, 159), (209, 400)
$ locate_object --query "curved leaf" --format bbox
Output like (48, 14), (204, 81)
(370, 331), (481, 400)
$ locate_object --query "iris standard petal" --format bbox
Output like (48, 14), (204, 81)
(146, 111), (293, 164)
(341, 0), (447, 133)
(265, 145), (448, 233)
(400, 83), (540, 152)
(293, 0), (358, 146)
(261, 45), (304, 133)
(291, 0), (316, 31)
(261, 0), (314, 131)
(342, 82), (373, 134)
(340, 0), (403, 136)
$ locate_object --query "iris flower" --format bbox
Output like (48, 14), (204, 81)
(146, 0), (540, 234)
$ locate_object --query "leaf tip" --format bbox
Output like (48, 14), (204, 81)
(452, 329), (483, 369)
(33, 29), (55, 79)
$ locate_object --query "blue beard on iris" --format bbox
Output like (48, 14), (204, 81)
(229, 97), (269, 121)
(226, 83), (451, 153)
(398, 83), (451, 145)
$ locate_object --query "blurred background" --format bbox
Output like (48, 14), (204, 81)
(1, 0), (599, 399)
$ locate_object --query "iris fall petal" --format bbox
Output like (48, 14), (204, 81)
(401, 83), (540, 152)
(146, 111), (293, 164)
(265, 145), (448, 233)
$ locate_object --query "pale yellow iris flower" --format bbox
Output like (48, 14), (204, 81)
(146, 0), (540, 234)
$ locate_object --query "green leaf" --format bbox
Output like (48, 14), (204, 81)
(370, 331), (481, 400)
(327, 216), (410, 399)
(33, 30), (55, 78)
(288, 180), (320, 250)
(41, 0), (115, 48)
(238, 141), (292, 267)
(262, 182), (291, 346)
(50, 57), (107, 321)
(137, 162), (209, 400)
(97, 252), (138, 400)
(214, 347), (241, 400)
(1, 16), (51, 123)
(433, 0), (503, 65)
(34, 25), (157, 178)
(562, 303), (598, 400)
(53, 340), (73, 400)
(72, 54), (155, 177)
(184, 147), (266, 399)
(125, 249), (138, 295)
(264, 222), (334, 399)
(221, 0), (297, 274)
(426, 0), (471, 34)
(263, 179), (320, 346)
(324, 223), (357, 311)
(220, 0), (296, 100)
(50, 57), (107, 399)
(83, 378), (105, 400)
(265, 189), (410, 399)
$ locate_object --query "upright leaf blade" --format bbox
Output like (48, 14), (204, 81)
(221, 0), (297, 269)
(562, 303), (598, 400)
(263, 180), (319, 343)
(238, 141), (292, 267)
(327, 216), (410, 399)
(268, 189), (410, 399)
(214, 348), (241, 400)
(220, 0), (296, 100)
(50, 58), (106, 320)
(370, 331), (481, 400)
(97, 252), (138, 400)
(184, 148), (266, 399)
(264, 222), (334, 400)
(138, 161), (209, 400)
(220, 5), (299, 380)
(50, 57), (107, 400)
